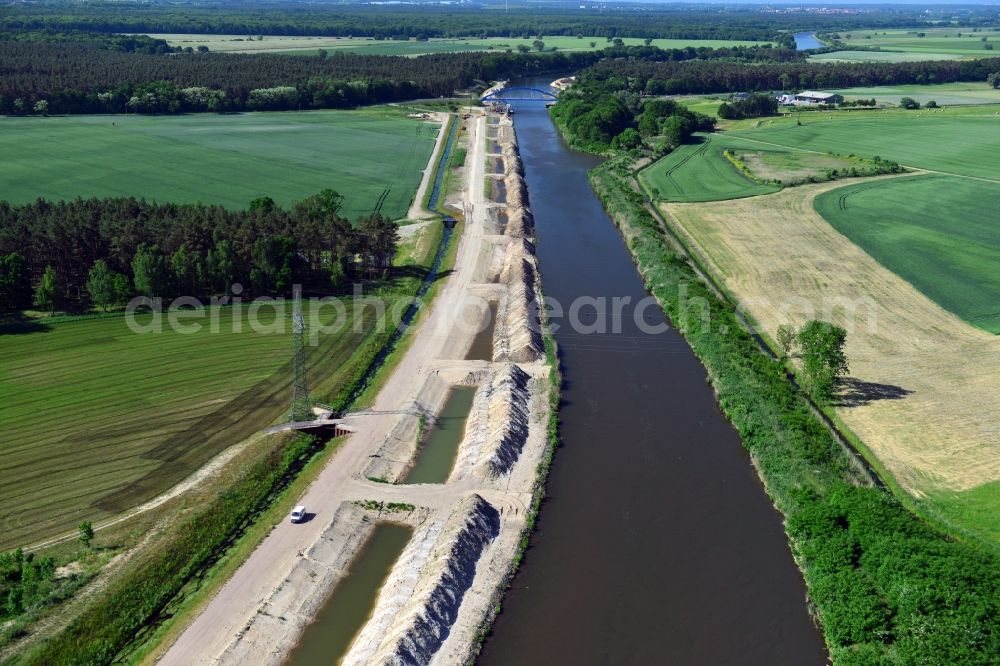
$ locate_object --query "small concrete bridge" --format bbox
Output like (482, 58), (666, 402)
(263, 419), (355, 437)
(481, 87), (558, 102)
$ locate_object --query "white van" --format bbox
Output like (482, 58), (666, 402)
(290, 505), (307, 523)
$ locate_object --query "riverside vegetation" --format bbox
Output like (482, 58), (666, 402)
(552, 88), (1000, 662)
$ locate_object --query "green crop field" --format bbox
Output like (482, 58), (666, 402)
(837, 27), (1000, 59)
(814, 175), (1000, 334)
(0, 109), (438, 220)
(639, 134), (782, 202)
(727, 111), (1000, 181)
(150, 33), (768, 57)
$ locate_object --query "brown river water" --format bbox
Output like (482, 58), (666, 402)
(476, 80), (828, 665)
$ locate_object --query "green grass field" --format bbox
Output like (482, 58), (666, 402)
(814, 175), (1000, 334)
(639, 134), (782, 202)
(837, 27), (1000, 59)
(0, 109), (437, 220)
(828, 82), (1000, 107)
(809, 49), (963, 63)
(727, 111), (1000, 181)
(931, 480), (1000, 546)
(151, 33), (768, 56)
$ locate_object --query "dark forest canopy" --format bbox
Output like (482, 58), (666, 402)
(0, 41), (803, 115)
(0, 193), (400, 310)
(582, 56), (1000, 96)
(0, 41), (602, 113)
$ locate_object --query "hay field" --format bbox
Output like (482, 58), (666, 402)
(0, 109), (438, 220)
(0, 213), (446, 550)
(662, 178), (1000, 507)
(815, 175), (1000, 333)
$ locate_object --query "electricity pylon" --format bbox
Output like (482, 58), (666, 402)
(290, 288), (311, 422)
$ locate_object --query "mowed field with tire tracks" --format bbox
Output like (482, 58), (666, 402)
(638, 134), (780, 202)
(0, 108), (438, 220)
(652, 106), (1000, 545)
(0, 305), (380, 549)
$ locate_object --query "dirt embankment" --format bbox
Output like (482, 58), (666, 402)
(503, 173), (529, 209)
(493, 240), (543, 363)
(493, 124), (544, 364)
(503, 207), (534, 239)
(475, 364), (533, 478)
(344, 495), (500, 665)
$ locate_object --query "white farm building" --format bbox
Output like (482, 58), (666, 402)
(792, 91), (844, 105)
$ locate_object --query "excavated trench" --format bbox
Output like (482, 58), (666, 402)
(465, 301), (498, 361)
(344, 495), (500, 666)
(402, 386), (477, 485)
(493, 180), (506, 204)
(284, 523), (413, 666)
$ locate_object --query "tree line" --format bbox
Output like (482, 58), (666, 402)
(4, 2), (996, 49)
(718, 93), (779, 120)
(1, 549), (58, 620)
(0, 28), (176, 53)
(0, 41), (607, 114)
(0, 39), (803, 116)
(0, 192), (399, 314)
(582, 55), (1000, 97)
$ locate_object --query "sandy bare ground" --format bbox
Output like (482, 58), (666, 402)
(156, 112), (551, 666)
(663, 177), (1000, 495)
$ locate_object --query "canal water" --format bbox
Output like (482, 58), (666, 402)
(794, 32), (824, 50)
(403, 386), (476, 484)
(477, 82), (827, 664)
(285, 523), (412, 666)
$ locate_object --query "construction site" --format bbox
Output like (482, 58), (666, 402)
(156, 107), (555, 666)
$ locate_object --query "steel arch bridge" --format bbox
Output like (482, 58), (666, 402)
(481, 87), (557, 102)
